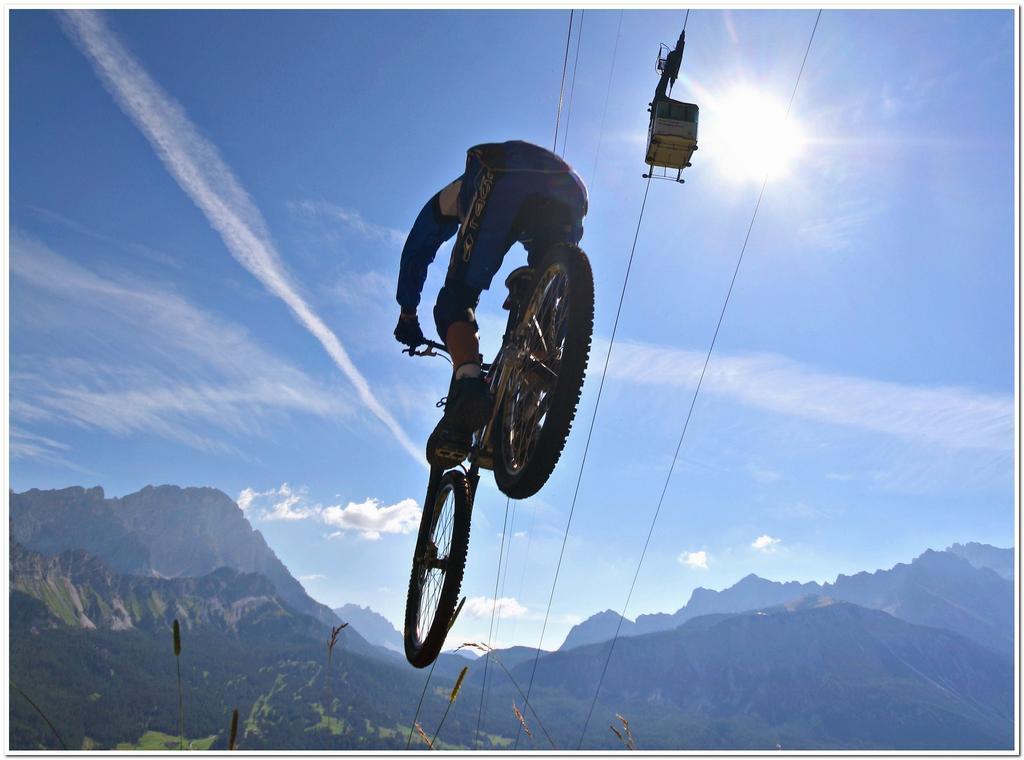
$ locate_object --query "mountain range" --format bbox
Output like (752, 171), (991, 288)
(504, 596), (1013, 749)
(8, 484), (1016, 751)
(560, 545), (1014, 656)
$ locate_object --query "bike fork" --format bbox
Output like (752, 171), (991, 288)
(466, 464), (480, 514)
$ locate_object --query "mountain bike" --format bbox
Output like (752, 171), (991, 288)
(402, 243), (594, 668)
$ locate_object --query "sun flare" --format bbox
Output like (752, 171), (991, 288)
(705, 87), (806, 183)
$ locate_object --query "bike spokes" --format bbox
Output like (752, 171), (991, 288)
(405, 469), (473, 668)
(415, 484), (455, 642)
(502, 265), (570, 476)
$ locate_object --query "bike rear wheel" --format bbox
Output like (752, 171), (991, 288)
(404, 469), (472, 668)
(494, 244), (594, 499)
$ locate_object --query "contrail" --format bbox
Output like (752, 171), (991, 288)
(58, 10), (421, 463)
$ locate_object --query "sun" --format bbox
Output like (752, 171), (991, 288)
(703, 86), (806, 183)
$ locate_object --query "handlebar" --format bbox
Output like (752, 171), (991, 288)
(402, 339), (492, 372)
(402, 339), (450, 359)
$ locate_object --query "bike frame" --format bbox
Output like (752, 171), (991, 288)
(404, 266), (547, 504)
(404, 340), (502, 507)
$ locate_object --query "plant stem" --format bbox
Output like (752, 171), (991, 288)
(10, 680), (67, 750)
(176, 657), (184, 751)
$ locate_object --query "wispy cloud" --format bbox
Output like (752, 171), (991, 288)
(605, 340), (1012, 452)
(239, 483), (420, 540)
(299, 573), (327, 582)
(796, 196), (883, 253)
(679, 550), (709, 570)
(58, 10), (419, 463)
(11, 235), (350, 454)
(9, 428), (89, 472)
(464, 596), (528, 619)
(751, 534), (781, 552)
(21, 204), (183, 270)
(330, 269), (396, 308)
(748, 465), (782, 484)
(768, 501), (843, 521)
(288, 201), (407, 248)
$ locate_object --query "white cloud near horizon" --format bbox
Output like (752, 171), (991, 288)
(752, 534), (781, 552)
(679, 550), (709, 569)
(239, 484), (420, 540)
(604, 339), (1012, 452)
(58, 10), (419, 463)
(464, 596), (529, 619)
(322, 498), (420, 540)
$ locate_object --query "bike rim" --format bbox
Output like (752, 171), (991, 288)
(415, 482), (456, 644)
(502, 263), (571, 476)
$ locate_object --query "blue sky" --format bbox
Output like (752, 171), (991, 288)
(8, 8), (1016, 650)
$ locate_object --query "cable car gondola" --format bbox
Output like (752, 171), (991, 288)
(644, 32), (698, 183)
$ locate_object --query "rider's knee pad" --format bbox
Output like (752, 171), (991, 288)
(433, 282), (480, 341)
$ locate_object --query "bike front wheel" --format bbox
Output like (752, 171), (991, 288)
(494, 244), (594, 500)
(404, 468), (472, 668)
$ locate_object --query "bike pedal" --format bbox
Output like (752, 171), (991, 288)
(430, 444), (469, 467)
(426, 430), (470, 468)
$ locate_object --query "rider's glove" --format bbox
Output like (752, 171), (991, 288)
(394, 311), (426, 348)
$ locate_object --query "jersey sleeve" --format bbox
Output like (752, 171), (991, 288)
(395, 179), (462, 312)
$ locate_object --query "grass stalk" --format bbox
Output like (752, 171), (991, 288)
(404, 595), (467, 750)
(10, 680), (67, 750)
(428, 666), (468, 748)
(611, 713), (636, 750)
(414, 722), (433, 749)
(325, 623), (348, 745)
(457, 643), (557, 749)
(172, 619), (184, 751)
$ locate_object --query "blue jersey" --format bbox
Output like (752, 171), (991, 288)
(396, 141), (588, 312)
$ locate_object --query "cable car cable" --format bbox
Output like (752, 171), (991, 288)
(404, 656), (440, 749)
(473, 495), (512, 747)
(513, 10), (693, 745)
(552, 10), (575, 153)
(476, 498), (518, 744)
(508, 500), (538, 642)
(559, 10), (586, 156)
(513, 174), (654, 750)
(573, 10), (823, 748)
(589, 10), (624, 185)
(500, 14), (617, 671)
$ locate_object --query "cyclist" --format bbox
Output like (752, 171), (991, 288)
(394, 140), (588, 467)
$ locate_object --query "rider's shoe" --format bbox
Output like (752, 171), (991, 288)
(426, 376), (493, 467)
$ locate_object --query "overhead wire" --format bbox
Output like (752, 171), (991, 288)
(479, 498), (519, 731)
(507, 500), (538, 643)
(514, 173), (654, 749)
(496, 14), (620, 684)
(515, 7), (675, 747)
(552, 10), (575, 153)
(472, 496), (512, 747)
(558, 10), (586, 157)
(404, 655), (439, 750)
(573, 10), (824, 748)
(589, 10), (624, 184)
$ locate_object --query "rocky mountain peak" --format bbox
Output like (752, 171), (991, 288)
(9, 485), (340, 627)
